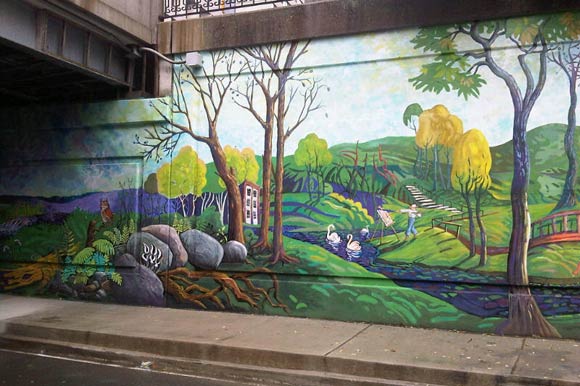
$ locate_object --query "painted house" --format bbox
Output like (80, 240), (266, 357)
(239, 180), (260, 225)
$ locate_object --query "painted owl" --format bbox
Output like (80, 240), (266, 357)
(100, 198), (114, 225)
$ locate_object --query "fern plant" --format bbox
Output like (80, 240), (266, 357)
(103, 218), (136, 247)
(61, 224), (122, 287)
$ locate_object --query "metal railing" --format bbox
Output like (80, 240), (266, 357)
(163, 0), (304, 19)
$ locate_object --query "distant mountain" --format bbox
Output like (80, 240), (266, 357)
(0, 189), (168, 217)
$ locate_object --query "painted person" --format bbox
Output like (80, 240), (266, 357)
(399, 203), (421, 240)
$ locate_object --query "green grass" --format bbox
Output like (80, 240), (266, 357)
(528, 243), (580, 279)
(450, 203), (558, 247)
(281, 192), (374, 232)
(224, 236), (501, 332)
(373, 227), (476, 268)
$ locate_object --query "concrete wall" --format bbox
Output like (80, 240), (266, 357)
(62, 0), (162, 43)
(159, 0), (580, 53)
(2, 8), (580, 340)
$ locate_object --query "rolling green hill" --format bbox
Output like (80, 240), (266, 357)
(489, 123), (580, 204)
(199, 124), (577, 206)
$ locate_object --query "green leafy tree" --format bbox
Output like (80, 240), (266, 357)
(294, 133), (332, 199)
(409, 14), (580, 337)
(157, 146), (207, 217)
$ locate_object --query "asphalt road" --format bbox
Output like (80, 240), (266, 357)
(0, 349), (251, 386)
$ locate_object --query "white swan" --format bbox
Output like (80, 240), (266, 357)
(346, 234), (362, 252)
(326, 224), (341, 243)
(360, 224), (369, 238)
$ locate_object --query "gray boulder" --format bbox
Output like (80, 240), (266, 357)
(221, 240), (248, 264)
(180, 229), (223, 270)
(142, 224), (188, 268)
(111, 253), (165, 307)
(126, 232), (173, 273)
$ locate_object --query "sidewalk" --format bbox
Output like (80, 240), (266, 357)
(0, 294), (579, 386)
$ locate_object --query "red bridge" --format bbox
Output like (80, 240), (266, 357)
(530, 210), (580, 248)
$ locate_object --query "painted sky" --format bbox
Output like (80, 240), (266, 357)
(0, 20), (574, 198)
(178, 25), (571, 163)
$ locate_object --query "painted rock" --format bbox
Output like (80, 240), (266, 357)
(142, 224), (188, 268)
(221, 240), (248, 264)
(126, 232), (173, 273)
(111, 253), (165, 307)
(180, 229), (223, 270)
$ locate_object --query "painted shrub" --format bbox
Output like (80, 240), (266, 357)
(1, 12), (580, 338)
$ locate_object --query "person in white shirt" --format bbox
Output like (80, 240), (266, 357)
(399, 203), (421, 239)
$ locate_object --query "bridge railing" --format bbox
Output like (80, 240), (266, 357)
(531, 210), (580, 239)
(163, 0), (304, 19)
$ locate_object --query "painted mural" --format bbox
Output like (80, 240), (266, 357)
(2, 12), (580, 339)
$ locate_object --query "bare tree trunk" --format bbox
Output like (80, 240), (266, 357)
(255, 125), (274, 250)
(216, 191), (228, 225)
(555, 78), (578, 210)
(178, 194), (187, 217)
(475, 190), (487, 266)
(432, 147), (438, 191)
(462, 191), (476, 257)
(210, 143), (245, 243)
(271, 78), (298, 264)
(498, 107), (560, 338)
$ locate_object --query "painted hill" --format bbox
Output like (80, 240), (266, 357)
(173, 123), (577, 206)
(489, 123), (580, 203)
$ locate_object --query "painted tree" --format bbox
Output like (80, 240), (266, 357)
(452, 129), (491, 264)
(414, 114), (433, 179)
(232, 47), (279, 250)
(439, 113), (464, 188)
(256, 41), (323, 263)
(157, 146), (207, 217)
(409, 14), (580, 337)
(403, 103), (424, 176)
(218, 146), (260, 187)
(138, 51), (247, 242)
(549, 41), (580, 210)
(417, 105), (461, 190)
(294, 133), (332, 199)
(234, 41), (322, 256)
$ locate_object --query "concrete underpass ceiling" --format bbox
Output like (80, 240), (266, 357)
(0, 40), (126, 107)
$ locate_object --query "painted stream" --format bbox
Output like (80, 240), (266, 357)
(285, 229), (580, 318)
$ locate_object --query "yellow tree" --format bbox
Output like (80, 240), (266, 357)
(157, 146), (207, 217)
(439, 114), (463, 188)
(417, 105), (462, 189)
(451, 129), (491, 266)
(218, 146), (259, 188)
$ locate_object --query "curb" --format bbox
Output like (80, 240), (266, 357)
(2, 320), (578, 386)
